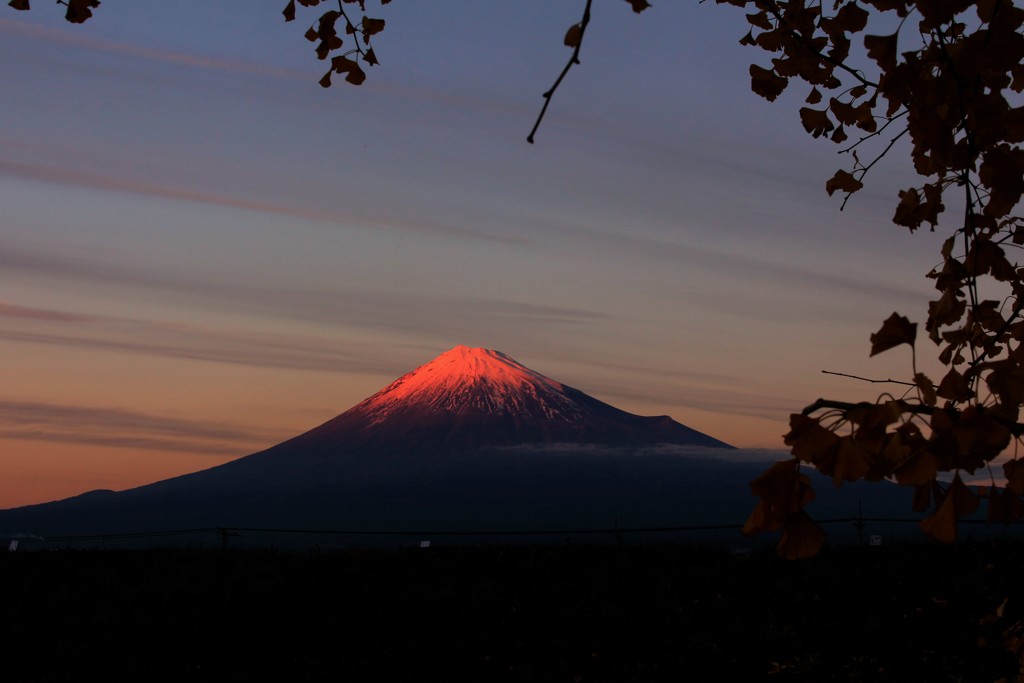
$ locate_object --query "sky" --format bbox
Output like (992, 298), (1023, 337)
(1, 0), (950, 507)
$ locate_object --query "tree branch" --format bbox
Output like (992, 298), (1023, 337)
(838, 109), (908, 155)
(527, 0), (593, 144)
(840, 126), (909, 210)
(336, 0), (368, 61)
(821, 369), (918, 387)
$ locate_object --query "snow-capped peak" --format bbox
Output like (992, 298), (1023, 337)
(294, 344), (733, 453)
(353, 345), (583, 423)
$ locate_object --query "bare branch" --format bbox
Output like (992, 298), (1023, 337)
(527, 0), (593, 144)
(839, 126), (909, 210)
(821, 369), (918, 387)
(838, 110), (908, 155)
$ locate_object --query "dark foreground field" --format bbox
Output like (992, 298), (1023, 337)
(6, 541), (1024, 682)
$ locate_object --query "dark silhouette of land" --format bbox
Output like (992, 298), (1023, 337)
(4, 541), (1023, 682)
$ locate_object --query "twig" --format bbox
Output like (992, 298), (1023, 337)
(336, 0), (368, 61)
(527, 0), (592, 143)
(840, 126), (909, 210)
(966, 298), (1024, 371)
(838, 110), (907, 155)
(821, 369), (918, 387)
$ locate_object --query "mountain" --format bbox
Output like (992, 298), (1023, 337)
(0, 346), (912, 544)
(264, 344), (733, 456)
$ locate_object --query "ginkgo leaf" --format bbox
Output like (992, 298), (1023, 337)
(564, 23), (582, 48)
(825, 169), (863, 196)
(869, 312), (917, 356)
(950, 406), (1012, 470)
(331, 55), (357, 73)
(8, 0), (30, 10)
(893, 450), (938, 486)
(747, 458), (818, 539)
(864, 32), (898, 70)
(64, 0), (99, 23)
(834, 1), (869, 33)
(928, 289), (967, 330)
(914, 372), (937, 406)
(948, 474), (980, 517)
(977, 0), (999, 22)
(742, 500), (772, 536)
(936, 368), (972, 402)
(893, 188), (924, 228)
(778, 510), (825, 559)
(622, 0), (651, 13)
(920, 487), (958, 543)
(749, 458), (801, 500)
(833, 438), (872, 486)
(283, 0), (296, 22)
(920, 475), (978, 543)
(746, 11), (772, 30)
(799, 107), (835, 138)
(750, 64), (788, 102)
(783, 414), (840, 466)
(345, 63), (366, 85)
(361, 16), (385, 37)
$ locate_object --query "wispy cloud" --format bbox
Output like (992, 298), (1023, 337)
(1, 244), (609, 339)
(0, 159), (520, 244)
(0, 328), (396, 376)
(581, 378), (795, 422)
(529, 221), (926, 308)
(0, 399), (284, 456)
(0, 429), (248, 457)
(0, 17), (308, 82)
(0, 301), (97, 323)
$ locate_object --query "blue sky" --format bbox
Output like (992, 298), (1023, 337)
(0, 0), (947, 505)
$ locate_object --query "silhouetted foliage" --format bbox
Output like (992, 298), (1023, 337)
(11, 0), (1024, 559)
(715, 0), (1024, 561)
(281, 0), (389, 87)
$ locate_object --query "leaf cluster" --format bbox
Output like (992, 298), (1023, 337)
(282, 0), (389, 88)
(7, 0), (389, 86)
(722, 0), (1024, 560)
(7, 0), (98, 23)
